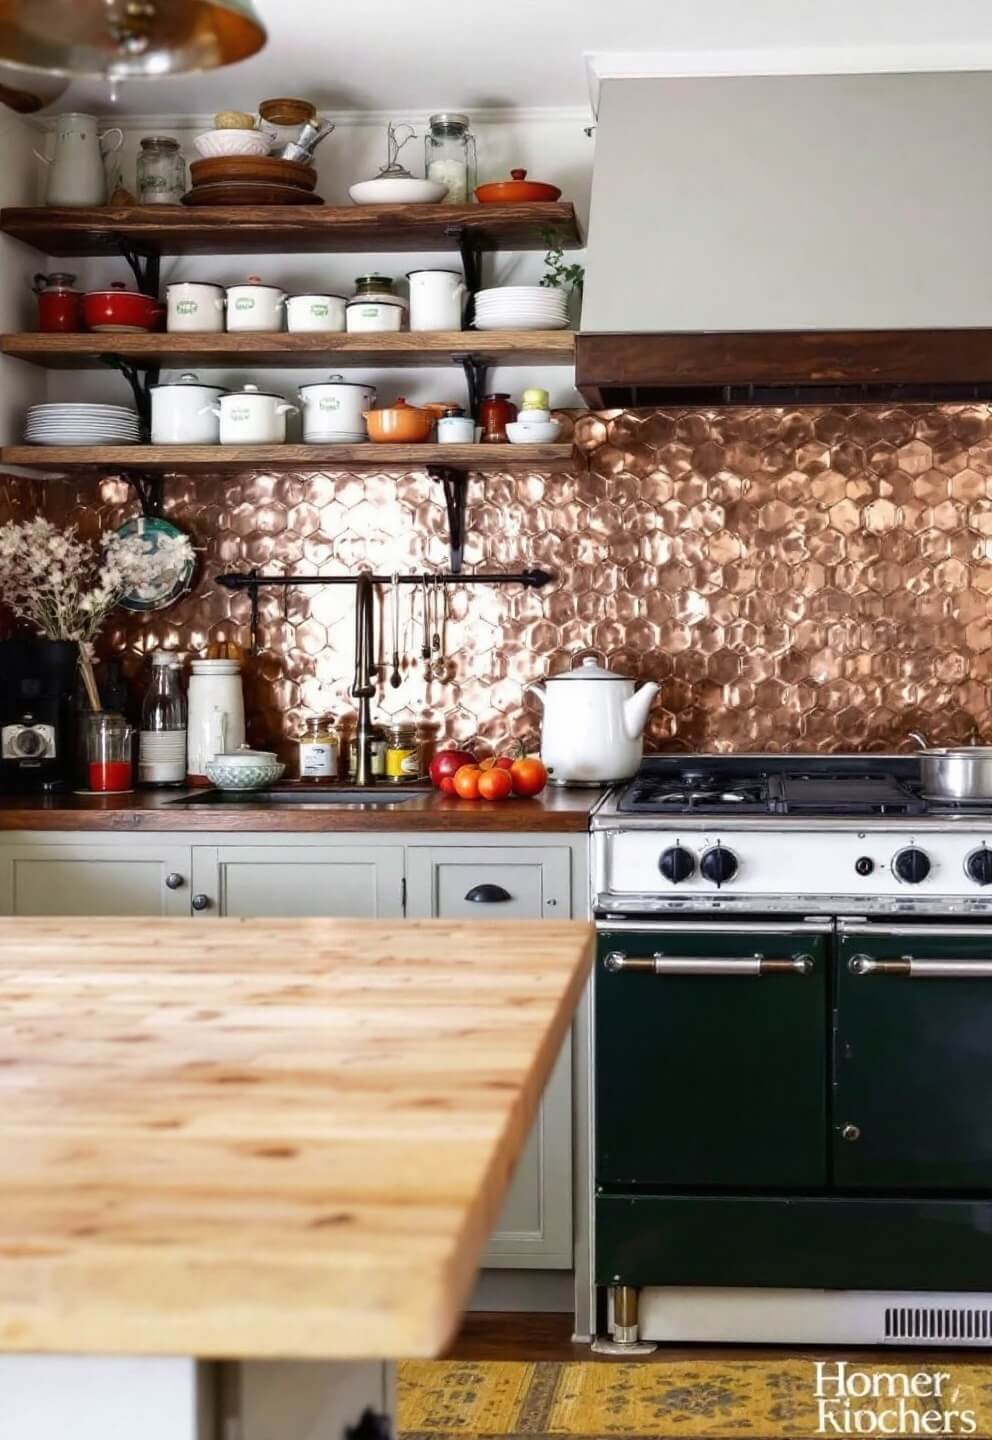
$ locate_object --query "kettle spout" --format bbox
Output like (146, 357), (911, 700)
(622, 681), (659, 740)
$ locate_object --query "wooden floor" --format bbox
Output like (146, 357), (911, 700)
(444, 1311), (992, 1366)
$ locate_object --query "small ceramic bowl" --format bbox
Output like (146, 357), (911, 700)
(516, 408), (551, 424)
(505, 419), (561, 444)
(348, 177), (448, 204)
(194, 128), (271, 159)
(205, 746), (285, 791)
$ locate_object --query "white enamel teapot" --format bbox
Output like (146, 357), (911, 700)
(526, 655), (659, 786)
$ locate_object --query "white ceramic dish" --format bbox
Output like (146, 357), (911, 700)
(517, 408), (551, 424)
(194, 128), (271, 159)
(474, 316), (570, 331)
(505, 419), (561, 444)
(345, 298), (404, 333)
(166, 281), (225, 333)
(205, 747), (285, 790)
(348, 177), (448, 204)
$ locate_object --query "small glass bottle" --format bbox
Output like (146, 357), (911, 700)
(425, 114), (477, 204)
(139, 652), (187, 787)
(137, 135), (187, 204)
(299, 714), (339, 780)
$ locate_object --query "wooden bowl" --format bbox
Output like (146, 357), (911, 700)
(190, 156), (317, 190)
(182, 182), (324, 206)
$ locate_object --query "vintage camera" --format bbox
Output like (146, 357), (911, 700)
(2, 719), (58, 762)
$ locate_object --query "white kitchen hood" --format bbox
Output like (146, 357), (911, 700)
(577, 72), (992, 404)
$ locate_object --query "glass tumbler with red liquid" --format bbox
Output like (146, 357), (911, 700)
(85, 712), (134, 792)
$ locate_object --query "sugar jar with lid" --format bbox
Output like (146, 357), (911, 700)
(32, 272), (82, 333)
(424, 113), (477, 204)
(298, 714), (339, 779)
(137, 135), (187, 204)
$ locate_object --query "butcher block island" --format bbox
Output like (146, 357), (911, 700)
(0, 917), (593, 1440)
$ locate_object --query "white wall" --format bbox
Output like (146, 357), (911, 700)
(0, 107), (47, 444)
(582, 72), (992, 332)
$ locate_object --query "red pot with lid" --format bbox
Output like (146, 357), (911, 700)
(33, 272), (83, 333)
(474, 169), (562, 204)
(82, 281), (163, 333)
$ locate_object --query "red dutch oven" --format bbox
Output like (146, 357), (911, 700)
(82, 281), (163, 333)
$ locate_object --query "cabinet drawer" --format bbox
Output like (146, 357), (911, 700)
(196, 845), (404, 919)
(406, 846), (570, 920)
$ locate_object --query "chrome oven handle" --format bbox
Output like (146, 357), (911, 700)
(850, 954), (992, 978)
(604, 952), (814, 976)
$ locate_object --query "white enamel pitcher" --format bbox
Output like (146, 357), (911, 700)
(407, 269), (467, 331)
(526, 655), (659, 787)
(187, 660), (245, 780)
(36, 113), (124, 206)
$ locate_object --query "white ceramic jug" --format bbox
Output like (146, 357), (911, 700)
(187, 660), (245, 779)
(407, 269), (467, 331)
(526, 656), (659, 786)
(36, 113), (124, 207)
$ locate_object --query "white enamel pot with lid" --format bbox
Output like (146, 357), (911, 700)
(208, 384), (298, 444)
(150, 372), (227, 444)
(225, 274), (286, 332)
(298, 374), (376, 441)
(526, 655), (659, 787)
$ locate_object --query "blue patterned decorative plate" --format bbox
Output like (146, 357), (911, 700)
(114, 516), (195, 613)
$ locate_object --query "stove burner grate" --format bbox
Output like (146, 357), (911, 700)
(617, 766), (927, 816)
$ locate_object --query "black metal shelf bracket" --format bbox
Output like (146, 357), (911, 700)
(99, 355), (159, 436)
(453, 353), (487, 422)
(216, 566), (554, 655)
(117, 241), (161, 299)
(427, 465), (468, 574)
(125, 471), (165, 519)
(445, 223), (482, 325)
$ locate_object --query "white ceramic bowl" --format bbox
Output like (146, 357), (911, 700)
(194, 128), (271, 159)
(517, 408), (551, 424)
(348, 177), (448, 204)
(505, 420), (562, 444)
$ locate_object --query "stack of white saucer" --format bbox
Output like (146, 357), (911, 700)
(25, 403), (142, 446)
(473, 286), (570, 331)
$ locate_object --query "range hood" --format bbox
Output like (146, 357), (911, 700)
(577, 73), (992, 406)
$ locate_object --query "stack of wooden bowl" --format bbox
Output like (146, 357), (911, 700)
(183, 157), (322, 206)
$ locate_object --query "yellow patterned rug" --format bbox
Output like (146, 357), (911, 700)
(398, 1358), (992, 1438)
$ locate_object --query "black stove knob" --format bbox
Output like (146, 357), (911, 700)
(855, 856), (875, 876)
(659, 845), (695, 883)
(893, 847), (931, 884)
(700, 845), (738, 887)
(966, 848), (992, 886)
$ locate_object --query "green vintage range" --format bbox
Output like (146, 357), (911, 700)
(591, 755), (992, 1348)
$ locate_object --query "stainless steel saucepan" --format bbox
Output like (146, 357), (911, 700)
(909, 730), (992, 801)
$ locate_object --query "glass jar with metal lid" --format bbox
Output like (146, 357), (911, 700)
(137, 135), (186, 205)
(298, 714), (338, 779)
(424, 114), (477, 204)
(383, 722), (424, 784)
(351, 274), (406, 307)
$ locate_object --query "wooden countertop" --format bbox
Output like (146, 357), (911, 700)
(0, 786), (599, 833)
(0, 917), (594, 1360)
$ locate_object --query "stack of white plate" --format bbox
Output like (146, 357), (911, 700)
(25, 403), (142, 446)
(473, 286), (570, 332)
(302, 428), (367, 444)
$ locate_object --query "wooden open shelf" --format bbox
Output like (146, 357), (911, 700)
(0, 330), (576, 370)
(0, 203), (581, 257)
(0, 442), (575, 474)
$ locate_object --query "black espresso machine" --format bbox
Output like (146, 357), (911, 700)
(0, 638), (78, 792)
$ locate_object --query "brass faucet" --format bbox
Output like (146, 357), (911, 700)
(351, 572), (377, 786)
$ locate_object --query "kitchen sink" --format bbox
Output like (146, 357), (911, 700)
(168, 787), (433, 807)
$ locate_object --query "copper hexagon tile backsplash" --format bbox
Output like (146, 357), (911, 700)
(8, 402), (992, 760)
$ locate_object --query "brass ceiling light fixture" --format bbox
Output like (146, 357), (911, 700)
(0, 0), (267, 79)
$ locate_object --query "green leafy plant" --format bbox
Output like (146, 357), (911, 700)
(539, 226), (585, 295)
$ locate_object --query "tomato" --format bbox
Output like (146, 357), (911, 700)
(510, 756), (548, 797)
(452, 764), (483, 800)
(429, 748), (475, 789)
(480, 754), (515, 773)
(493, 755), (515, 771)
(478, 767), (513, 801)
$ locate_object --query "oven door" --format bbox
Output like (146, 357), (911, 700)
(836, 921), (992, 1190)
(596, 919), (830, 1188)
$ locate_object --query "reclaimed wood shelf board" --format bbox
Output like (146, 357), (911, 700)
(0, 329), (577, 370)
(0, 442), (576, 473)
(0, 202), (581, 256)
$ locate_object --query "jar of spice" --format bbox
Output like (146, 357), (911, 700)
(383, 722), (423, 783)
(424, 113), (477, 204)
(351, 274), (406, 306)
(479, 392), (518, 443)
(32, 272), (83, 333)
(298, 714), (338, 779)
(347, 725), (386, 780)
(137, 135), (187, 204)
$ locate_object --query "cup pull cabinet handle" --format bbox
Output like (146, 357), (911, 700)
(850, 954), (992, 978)
(465, 884), (512, 904)
(604, 952), (814, 976)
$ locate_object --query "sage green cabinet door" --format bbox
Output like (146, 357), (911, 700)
(1, 843), (193, 917)
(406, 844), (573, 1268)
(192, 845), (405, 919)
